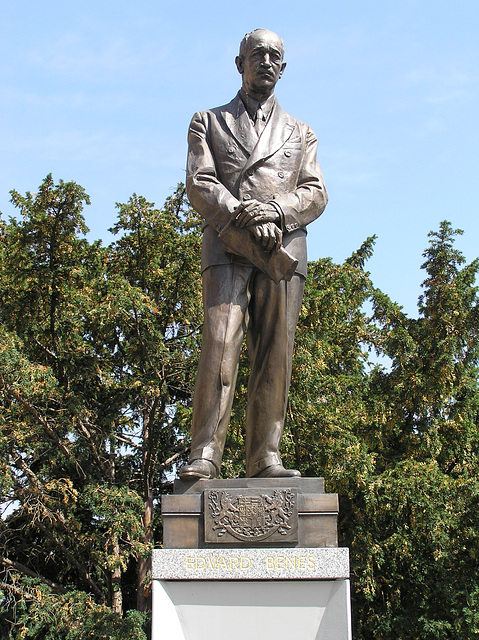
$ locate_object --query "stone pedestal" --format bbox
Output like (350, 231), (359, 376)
(152, 478), (352, 639)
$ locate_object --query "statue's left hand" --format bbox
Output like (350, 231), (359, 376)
(249, 221), (283, 253)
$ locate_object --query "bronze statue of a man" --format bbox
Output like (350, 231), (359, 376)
(179, 28), (328, 480)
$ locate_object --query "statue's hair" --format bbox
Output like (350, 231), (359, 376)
(239, 29), (284, 59)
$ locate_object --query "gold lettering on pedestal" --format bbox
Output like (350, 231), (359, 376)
(265, 555), (316, 570)
(184, 554), (317, 572)
(185, 555), (252, 570)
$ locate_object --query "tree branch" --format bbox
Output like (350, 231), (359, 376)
(35, 520), (104, 602)
(0, 556), (68, 594)
(0, 580), (35, 601)
(1, 373), (85, 478)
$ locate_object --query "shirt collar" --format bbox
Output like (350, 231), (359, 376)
(239, 89), (276, 122)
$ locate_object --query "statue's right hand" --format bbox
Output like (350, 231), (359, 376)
(235, 200), (279, 228)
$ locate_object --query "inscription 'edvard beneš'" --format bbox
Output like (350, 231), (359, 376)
(185, 554), (317, 571)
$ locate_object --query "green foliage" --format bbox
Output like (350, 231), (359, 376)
(221, 222), (479, 638)
(1, 174), (478, 639)
(0, 583), (146, 640)
(0, 176), (202, 637)
(280, 222), (479, 639)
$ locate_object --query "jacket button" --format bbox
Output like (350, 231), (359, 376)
(243, 193), (252, 201)
(278, 171), (284, 178)
(247, 169), (254, 176)
(228, 147), (235, 154)
(284, 150), (291, 157)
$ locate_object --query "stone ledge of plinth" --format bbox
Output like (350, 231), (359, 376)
(152, 547), (349, 581)
(173, 476), (325, 495)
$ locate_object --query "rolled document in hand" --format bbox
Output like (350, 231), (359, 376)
(219, 219), (298, 284)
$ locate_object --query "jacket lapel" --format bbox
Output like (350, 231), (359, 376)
(220, 94), (257, 155)
(242, 101), (296, 174)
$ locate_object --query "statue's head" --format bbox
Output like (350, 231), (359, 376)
(235, 29), (286, 99)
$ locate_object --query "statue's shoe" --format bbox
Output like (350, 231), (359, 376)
(252, 464), (301, 478)
(178, 459), (218, 479)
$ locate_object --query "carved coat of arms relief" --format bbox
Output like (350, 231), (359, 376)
(205, 489), (298, 544)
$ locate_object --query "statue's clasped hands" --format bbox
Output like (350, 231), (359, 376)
(234, 199), (283, 253)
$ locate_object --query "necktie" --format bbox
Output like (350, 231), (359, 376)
(254, 105), (266, 135)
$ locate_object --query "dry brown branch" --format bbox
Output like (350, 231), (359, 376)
(0, 556), (68, 594)
(35, 521), (104, 602)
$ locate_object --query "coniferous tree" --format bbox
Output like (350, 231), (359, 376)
(280, 223), (479, 639)
(1, 175), (478, 639)
(0, 176), (202, 637)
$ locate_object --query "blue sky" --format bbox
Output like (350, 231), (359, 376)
(1, 1), (478, 316)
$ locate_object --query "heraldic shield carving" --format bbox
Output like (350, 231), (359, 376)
(204, 488), (298, 544)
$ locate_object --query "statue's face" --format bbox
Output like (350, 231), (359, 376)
(236, 30), (286, 98)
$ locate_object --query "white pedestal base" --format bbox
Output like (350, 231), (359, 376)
(152, 579), (352, 640)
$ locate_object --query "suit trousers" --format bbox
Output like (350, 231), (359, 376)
(189, 263), (305, 477)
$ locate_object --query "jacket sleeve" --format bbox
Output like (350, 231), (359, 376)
(186, 111), (240, 233)
(272, 127), (328, 232)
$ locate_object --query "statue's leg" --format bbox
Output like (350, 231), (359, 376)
(189, 264), (252, 472)
(245, 272), (305, 477)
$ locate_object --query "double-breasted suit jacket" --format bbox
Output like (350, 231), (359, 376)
(186, 92), (328, 476)
(187, 92), (327, 277)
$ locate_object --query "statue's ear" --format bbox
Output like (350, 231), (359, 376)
(279, 61), (287, 78)
(235, 55), (244, 74)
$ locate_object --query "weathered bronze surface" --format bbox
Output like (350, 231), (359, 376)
(179, 28), (328, 480)
(174, 476), (325, 495)
(161, 478), (338, 549)
(205, 488), (298, 544)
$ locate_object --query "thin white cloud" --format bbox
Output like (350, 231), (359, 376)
(402, 59), (479, 105)
(0, 84), (144, 110)
(325, 147), (391, 188)
(2, 125), (185, 172)
(26, 32), (170, 79)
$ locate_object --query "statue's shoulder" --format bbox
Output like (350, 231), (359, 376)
(190, 95), (239, 124)
(210, 95), (241, 117)
(278, 105), (310, 130)
(277, 105), (317, 141)
(193, 93), (239, 115)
